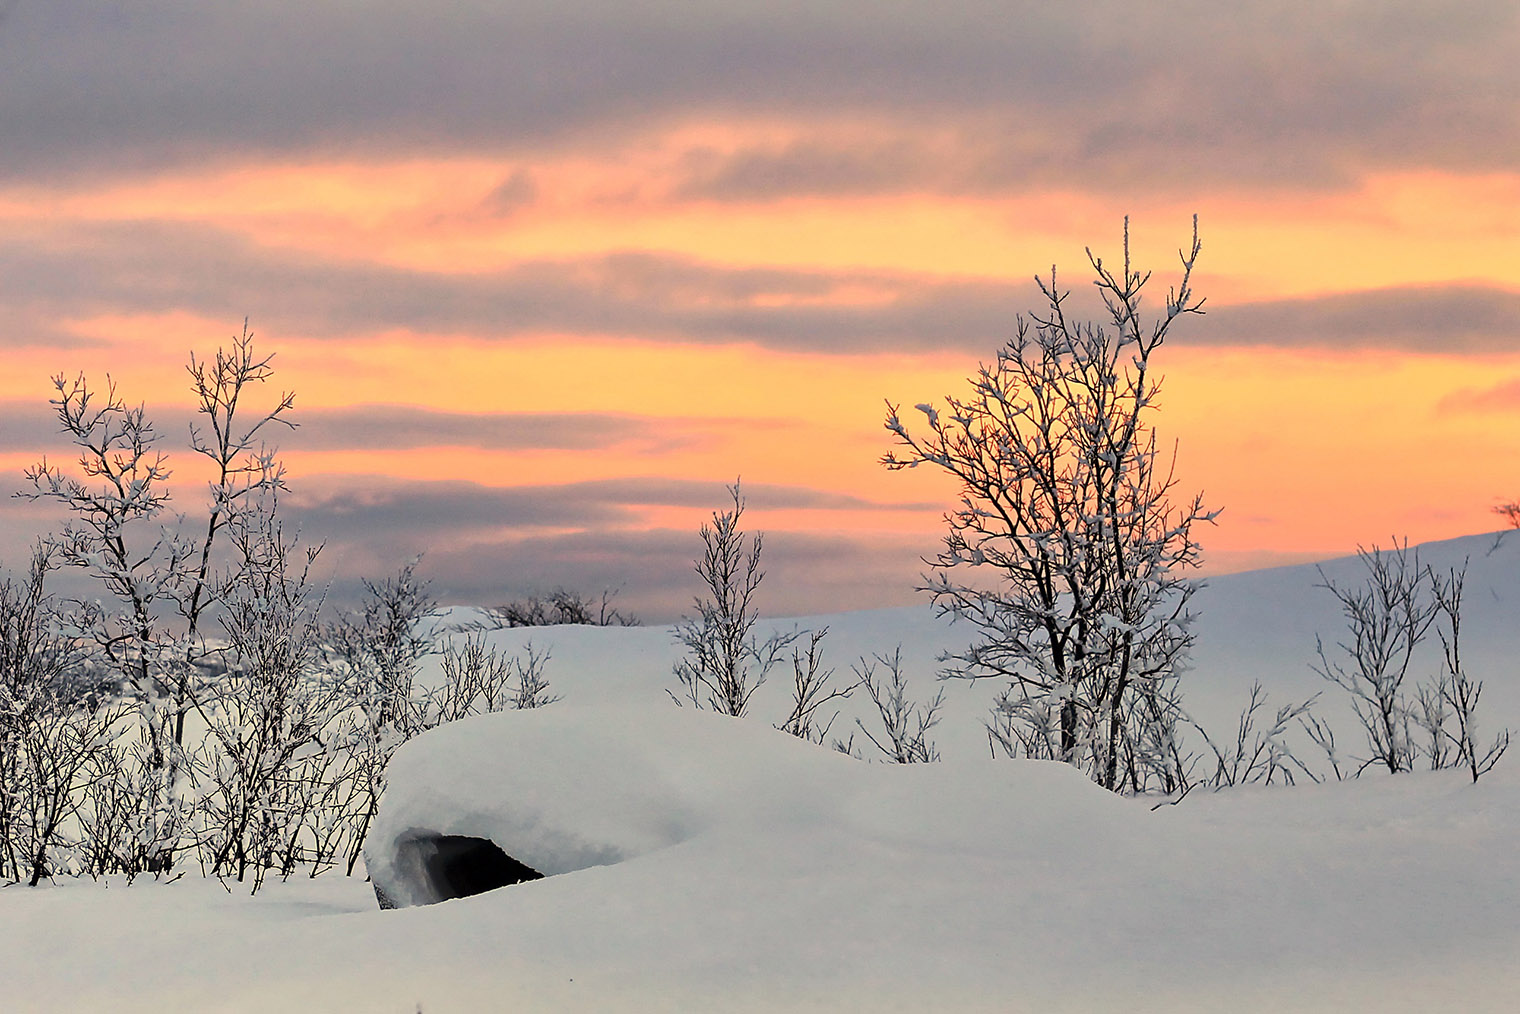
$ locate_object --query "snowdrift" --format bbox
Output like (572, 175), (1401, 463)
(365, 703), (1117, 909)
(6, 532), (1520, 1011)
(421, 531), (1520, 764)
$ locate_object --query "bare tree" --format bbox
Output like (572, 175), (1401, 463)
(17, 324), (294, 871)
(1312, 541), (1438, 775)
(775, 628), (853, 746)
(883, 218), (1213, 791)
(671, 483), (795, 716)
(1427, 566), (1509, 782)
(195, 495), (335, 891)
(852, 647), (944, 764)
(326, 559), (438, 876)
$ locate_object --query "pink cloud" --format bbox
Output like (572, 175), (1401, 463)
(1436, 376), (1520, 415)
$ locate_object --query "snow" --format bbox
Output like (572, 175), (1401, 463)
(4, 532), (1519, 1011)
(367, 705), (838, 894)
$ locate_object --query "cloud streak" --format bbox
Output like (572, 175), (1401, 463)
(282, 473), (935, 541)
(1435, 376), (1520, 416)
(417, 527), (934, 622)
(1207, 285), (1520, 354)
(291, 406), (692, 453)
(0, 221), (1034, 352)
(0, 469), (941, 619)
(4, 222), (1516, 355)
(276, 475), (940, 611)
(0, 400), (708, 457)
(0, 461), (942, 616)
(2, 2), (1516, 192)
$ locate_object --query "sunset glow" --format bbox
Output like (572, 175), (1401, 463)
(3, 3), (1518, 618)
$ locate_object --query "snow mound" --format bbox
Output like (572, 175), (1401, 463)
(366, 705), (859, 907)
(366, 703), (1120, 909)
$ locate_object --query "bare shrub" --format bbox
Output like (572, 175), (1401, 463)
(671, 483), (795, 716)
(775, 628), (853, 746)
(853, 647), (944, 764)
(195, 496), (337, 890)
(74, 725), (160, 881)
(325, 559), (439, 876)
(433, 635), (516, 724)
(1313, 540), (1439, 775)
(1314, 545), (1509, 782)
(7, 698), (124, 885)
(1198, 683), (1319, 788)
(435, 636), (558, 717)
(491, 588), (637, 628)
(507, 643), (558, 710)
(0, 547), (118, 885)
(1427, 566), (1509, 782)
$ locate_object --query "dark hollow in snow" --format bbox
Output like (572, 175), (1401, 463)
(376, 834), (545, 908)
(424, 835), (544, 899)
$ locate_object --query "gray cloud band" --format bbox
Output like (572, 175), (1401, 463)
(2, 223), (1516, 354)
(412, 527), (933, 622)
(0, 470), (937, 619)
(0, 401), (704, 456)
(280, 474), (934, 539)
(1, 2), (1516, 186)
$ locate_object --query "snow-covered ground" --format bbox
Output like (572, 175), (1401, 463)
(4, 533), (1518, 1012)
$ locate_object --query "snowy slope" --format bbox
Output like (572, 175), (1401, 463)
(2, 533), (1518, 1012)
(430, 529), (1520, 761)
(1185, 531), (1520, 736)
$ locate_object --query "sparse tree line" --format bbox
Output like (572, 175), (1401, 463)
(1305, 540), (1509, 783)
(1130, 539), (1509, 796)
(5, 221), (1514, 899)
(0, 331), (558, 890)
(676, 219), (1509, 795)
(477, 587), (639, 630)
(871, 218), (1508, 793)
(668, 483), (947, 764)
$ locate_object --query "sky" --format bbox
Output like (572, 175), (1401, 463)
(1, 1), (1518, 621)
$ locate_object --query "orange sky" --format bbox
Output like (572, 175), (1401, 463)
(3, 4), (1518, 617)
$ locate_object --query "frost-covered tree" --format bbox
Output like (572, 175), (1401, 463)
(0, 546), (112, 884)
(1313, 544), (1509, 781)
(883, 219), (1214, 792)
(852, 647), (943, 764)
(671, 483), (795, 717)
(325, 559), (438, 875)
(197, 494), (336, 889)
(19, 324), (294, 871)
(1312, 541), (1436, 775)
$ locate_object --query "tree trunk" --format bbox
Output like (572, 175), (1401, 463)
(1060, 700), (1078, 764)
(1104, 678), (1127, 791)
